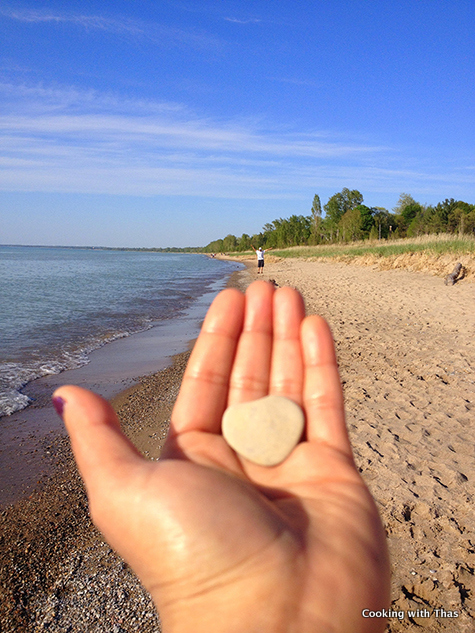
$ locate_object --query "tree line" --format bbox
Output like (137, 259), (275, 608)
(203, 189), (475, 253)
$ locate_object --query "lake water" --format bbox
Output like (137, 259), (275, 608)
(0, 246), (240, 417)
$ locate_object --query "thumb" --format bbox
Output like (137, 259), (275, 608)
(52, 385), (143, 501)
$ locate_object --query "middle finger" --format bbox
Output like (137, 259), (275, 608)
(269, 286), (305, 405)
(227, 281), (274, 405)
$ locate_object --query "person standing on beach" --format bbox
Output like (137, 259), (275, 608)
(53, 280), (390, 633)
(251, 244), (272, 274)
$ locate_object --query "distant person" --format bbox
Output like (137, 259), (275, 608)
(251, 244), (272, 274)
(53, 280), (390, 633)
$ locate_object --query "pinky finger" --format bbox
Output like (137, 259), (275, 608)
(301, 316), (353, 458)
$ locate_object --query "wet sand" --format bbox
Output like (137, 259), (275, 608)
(1, 258), (474, 632)
(0, 276), (236, 508)
(0, 266), (251, 632)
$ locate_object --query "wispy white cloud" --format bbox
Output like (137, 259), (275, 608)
(0, 58), (33, 73)
(1, 113), (387, 158)
(268, 76), (322, 88)
(224, 17), (261, 25)
(0, 7), (144, 33)
(0, 81), (187, 115)
(0, 7), (222, 50)
(0, 83), (387, 157)
(0, 81), (472, 200)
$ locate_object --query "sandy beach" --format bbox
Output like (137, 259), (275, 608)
(257, 257), (474, 632)
(1, 258), (474, 632)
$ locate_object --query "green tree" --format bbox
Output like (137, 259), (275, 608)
(222, 234), (238, 252)
(237, 233), (252, 251)
(392, 194), (422, 236)
(407, 212), (426, 237)
(401, 203), (422, 225)
(287, 214), (312, 246)
(339, 208), (363, 241)
(324, 188), (364, 240)
(262, 220), (282, 248)
(204, 238), (224, 253)
(356, 205), (375, 236)
(421, 198), (468, 234)
(369, 225), (379, 241)
(251, 233), (264, 249)
(449, 203), (475, 234)
(392, 213), (408, 237)
(372, 208), (391, 239)
(311, 194), (322, 243)
(392, 193), (417, 215)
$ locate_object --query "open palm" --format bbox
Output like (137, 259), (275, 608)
(55, 281), (389, 633)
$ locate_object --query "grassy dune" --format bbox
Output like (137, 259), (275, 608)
(269, 234), (475, 259)
(231, 234), (475, 279)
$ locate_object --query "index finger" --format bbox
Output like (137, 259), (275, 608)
(169, 288), (245, 436)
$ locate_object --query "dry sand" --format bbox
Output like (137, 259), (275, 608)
(254, 256), (475, 632)
(1, 258), (474, 632)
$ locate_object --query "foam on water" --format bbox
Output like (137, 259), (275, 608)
(0, 246), (240, 417)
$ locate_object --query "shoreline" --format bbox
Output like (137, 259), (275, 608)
(0, 249), (239, 420)
(109, 265), (252, 461)
(0, 264), (252, 632)
(0, 265), (247, 509)
(1, 258), (474, 631)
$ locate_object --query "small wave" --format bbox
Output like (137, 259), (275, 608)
(0, 329), (135, 418)
(0, 251), (238, 418)
(0, 389), (32, 417)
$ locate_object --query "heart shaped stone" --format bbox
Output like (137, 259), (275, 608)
(222, 395), (305, 466)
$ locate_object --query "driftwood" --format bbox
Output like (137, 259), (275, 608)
(444, 263), (465, 286)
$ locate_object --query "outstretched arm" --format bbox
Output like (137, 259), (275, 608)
(54, 280), (390, 633)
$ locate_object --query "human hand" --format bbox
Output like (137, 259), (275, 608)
(54, 281), (390, 633)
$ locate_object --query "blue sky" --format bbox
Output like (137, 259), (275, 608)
(1, 0), (474, 247)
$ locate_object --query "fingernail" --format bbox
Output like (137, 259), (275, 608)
(52, 395), (66, 418)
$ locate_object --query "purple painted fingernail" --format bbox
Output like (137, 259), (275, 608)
(52, 396), (66, 418)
